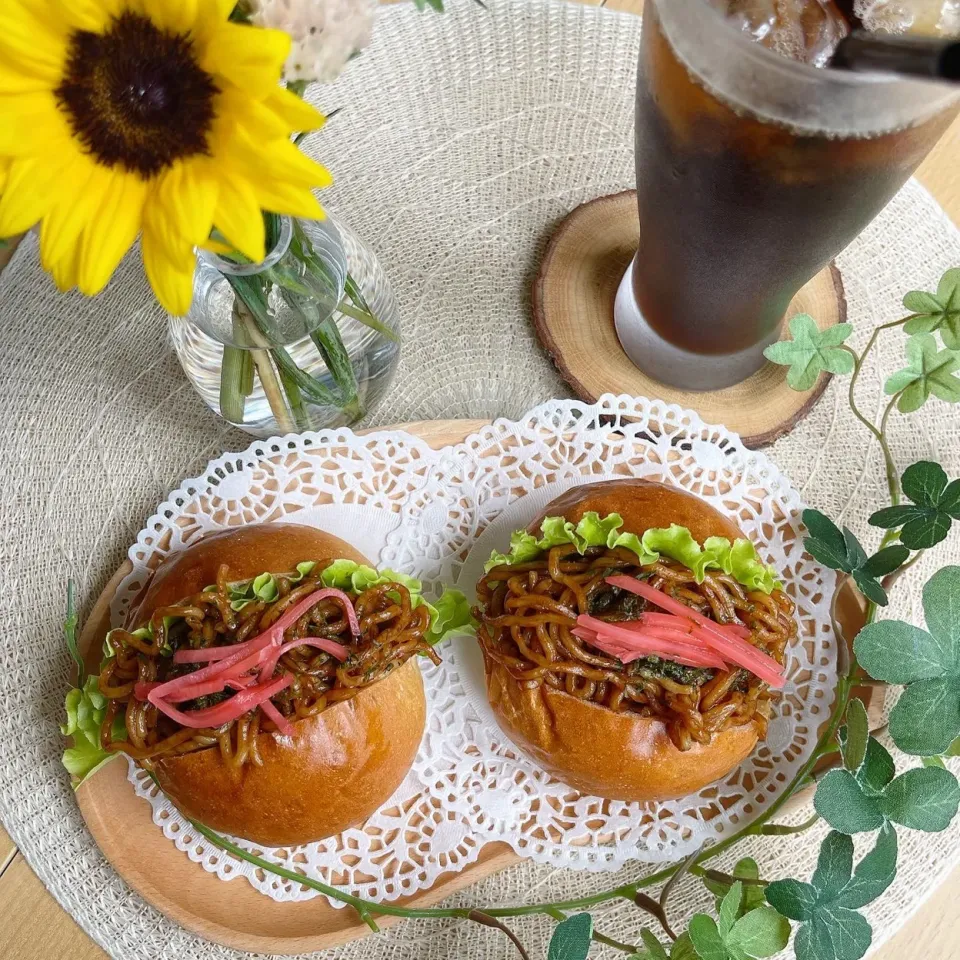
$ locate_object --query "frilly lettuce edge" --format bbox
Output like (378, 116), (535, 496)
(484, 512), (781, 594)
(61, 675), (126, 787)
(68, 561), (470, 786)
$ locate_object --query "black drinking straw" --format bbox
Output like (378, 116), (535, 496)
(831, 30), (960, 82)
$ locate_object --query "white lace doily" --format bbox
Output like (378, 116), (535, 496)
(112, 395), (835, 903)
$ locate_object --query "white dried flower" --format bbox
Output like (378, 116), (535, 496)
(249, 0), (377, 84)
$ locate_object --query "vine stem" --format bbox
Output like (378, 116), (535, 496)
(843, 314), (914, 507)
(185, 655), (861, 932)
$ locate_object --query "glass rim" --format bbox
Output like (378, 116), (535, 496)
(201, 217), (295, 277)
(653, 0), (960, 135)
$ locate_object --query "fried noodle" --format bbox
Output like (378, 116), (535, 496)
(476, 546), (796, 751)
(99, 562), (438, 772)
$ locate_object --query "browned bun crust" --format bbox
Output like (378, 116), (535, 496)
(136, 523), (427, 845)
(482, 478), (759, 802)
(153, 657), (425, 845)
(130, 522), (369, 626)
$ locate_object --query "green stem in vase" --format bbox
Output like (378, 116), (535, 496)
(277, 362), (314, 432)
(219, 312), (255, 424)
(344, 274), (399, 343)
(233, 299), (296, 434)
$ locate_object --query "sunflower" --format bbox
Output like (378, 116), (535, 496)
(0, 0), (332, 314)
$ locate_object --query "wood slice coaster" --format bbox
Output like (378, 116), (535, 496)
(532, 191), (847, 448)
(73, 420), (876, 953)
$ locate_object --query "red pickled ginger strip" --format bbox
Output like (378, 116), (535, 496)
(605, 576), (785, 687)
(148, 673), (293, 729)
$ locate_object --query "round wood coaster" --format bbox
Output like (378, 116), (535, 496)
(532, 191), (847, 448)
(73, 419), (875, 953)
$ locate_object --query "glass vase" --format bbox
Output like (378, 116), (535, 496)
(170, 216), (400, 437)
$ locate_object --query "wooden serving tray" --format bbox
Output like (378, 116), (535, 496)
(75, 418), (876, 954)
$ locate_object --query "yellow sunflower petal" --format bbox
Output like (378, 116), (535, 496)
(227, 129), (333, 191)
(0, 91), (69, 154)
(264, 88), (327, 134)
(49, 239), (83, 292)
(0, 59), (55, 94)
(192, 0), (238, 46)
(201, 23), (290, 98)
(39, 156), (107, 271)
(212, 177), (265, 263)
(47, 0), (121, 32)
(154, 160), (219, 246)
(199, 237), (235, 256)
(252, 180), (326, 221)
(77, 172), (148, 296)
(0, 152), (76, 234)
(142, 226), (196, 316)
(0, 1), (69, 80)
(148, 0), (199, 34)
(0, 158), (11, 195)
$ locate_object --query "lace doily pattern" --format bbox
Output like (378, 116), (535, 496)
(388, 396), (836, 867)
(112, 395), (834, 902)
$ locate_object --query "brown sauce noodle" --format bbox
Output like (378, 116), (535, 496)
(98, 562), (438, 773)
(476, 546), (796, 751)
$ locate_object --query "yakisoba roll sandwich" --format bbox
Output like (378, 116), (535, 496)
(474, 479), (797, 801)
(84, 523), (466, 845)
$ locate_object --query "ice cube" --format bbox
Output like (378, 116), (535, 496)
(710, 0), (850, 65)
(854, 0), (960, 35)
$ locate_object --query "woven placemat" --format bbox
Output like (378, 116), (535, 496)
(2, 1), (960, 958)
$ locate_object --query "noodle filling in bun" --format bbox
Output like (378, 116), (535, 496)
(475, 479), (797, 802)
(86, 523), (467, 845)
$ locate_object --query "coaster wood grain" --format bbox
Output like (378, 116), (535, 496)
(532, 191), (847, 448)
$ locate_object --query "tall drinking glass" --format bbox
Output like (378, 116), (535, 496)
(614, 0), (960, 390)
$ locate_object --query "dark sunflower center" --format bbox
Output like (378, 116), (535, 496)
(55, 12), (218, 178)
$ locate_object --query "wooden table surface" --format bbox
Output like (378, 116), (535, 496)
(3, 1), (960, 957)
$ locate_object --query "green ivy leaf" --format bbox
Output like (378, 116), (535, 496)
(763, 314), (855, 391)
(841, 699), (869, 772)
(815, 736), (960, 834)
(670, 933), (700, 960)
(869, 462), (960, 549)
(726, 908), (790, 958)
(802, 510), (899, 605)
(688, 915), (731, 960)
(832, 825), (898, 911)
(876, 766), (960, 831)
(764, 878), (817, 922)
(767, 830), (896, 960)
(902, 267), (960, 348)
(548, 913), (593, 960)
(854, 738), (896, 795)
(718, 882), (743, 938)
(814, 769), (885, 834)
(637, 928), (670, 960)
(854, 566), (960, 755)
(889, 677), (960, 756)
(702, 859), (765, 916)
(884, 333), (960, 413)
(794, 908), (872, 960)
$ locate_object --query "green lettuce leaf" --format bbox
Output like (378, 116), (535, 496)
(218, 558), (468, 647)
(484, 511), (780, 594)
(61, 675), (125, 787)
